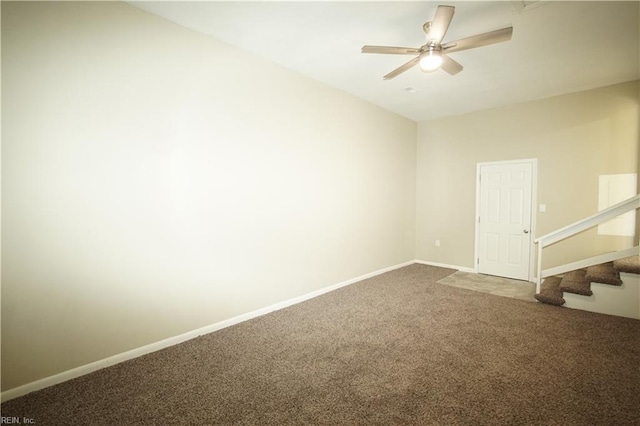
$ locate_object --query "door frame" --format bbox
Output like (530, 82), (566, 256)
(474, 158), (538, 282)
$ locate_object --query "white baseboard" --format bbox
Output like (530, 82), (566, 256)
(415, 259), (475, 274)
(1, 259), (416, 403)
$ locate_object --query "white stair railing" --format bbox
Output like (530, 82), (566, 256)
(534, 194), (640, 293)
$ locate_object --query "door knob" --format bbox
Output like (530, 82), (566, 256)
(523, 229), (529, 234)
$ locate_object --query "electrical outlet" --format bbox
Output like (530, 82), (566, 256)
(435, 240), (440, 247)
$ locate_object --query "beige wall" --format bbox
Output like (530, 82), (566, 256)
(416, 80), (639, 270)
(1, 2), (416, 391)
(2, 0), (638, 395)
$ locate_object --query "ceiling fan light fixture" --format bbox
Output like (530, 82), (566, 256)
(419, 49), (442, 72)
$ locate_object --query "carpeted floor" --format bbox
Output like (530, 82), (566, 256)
(2, 264), (639, 425)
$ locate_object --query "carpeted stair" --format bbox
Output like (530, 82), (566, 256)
(535, 256), (639, 306)
(534, 276), (565, 306)
(613, 255), (640, 274)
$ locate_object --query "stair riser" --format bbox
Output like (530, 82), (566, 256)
(564, 274), (639, 320)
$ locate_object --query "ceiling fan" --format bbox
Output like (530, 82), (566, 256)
(362, 5), (513, 80)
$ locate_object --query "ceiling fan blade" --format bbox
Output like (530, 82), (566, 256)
(362, 45), (421, 55)
(440, 54), (463, 75)
(442, 26), (513, 54)
(383, 56), (420, 80)
(427, 5), (455, 43)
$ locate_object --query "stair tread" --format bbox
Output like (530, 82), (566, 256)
(613, 255), (640, 275)
(535, 276), (565, 306)
(585, 262), (622, 286)
(558, 269), (593, 296)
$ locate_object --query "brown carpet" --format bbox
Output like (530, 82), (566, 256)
(614, 255), (640, 274)
(558, 269), (593, 296)
(585, 262), (623, 286)
(2, 264), (639, 425)
(534, 276), (566, 306)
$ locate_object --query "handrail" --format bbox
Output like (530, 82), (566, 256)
(535, 194), (640, 248)
(535, 194), (640, 291)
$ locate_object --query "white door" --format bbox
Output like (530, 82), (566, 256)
(478, 162), (533, 280)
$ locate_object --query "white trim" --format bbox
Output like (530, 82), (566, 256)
(474, 158), (538, 282)
(541, 245), (639, 279)
(1, 260), (415, 403)
(415, 259), (475, 273)
(530, 161), (539, 281)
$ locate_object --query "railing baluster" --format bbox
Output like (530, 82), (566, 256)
(536, 244), (543, 293)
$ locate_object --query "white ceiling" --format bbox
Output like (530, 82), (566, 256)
(131, 1), (640, 122)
